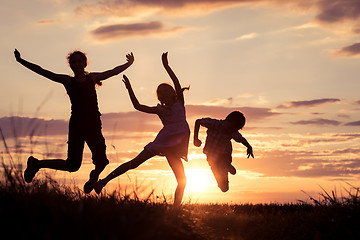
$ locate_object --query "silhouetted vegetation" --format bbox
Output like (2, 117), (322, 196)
(1, 159), (360, 240)
(1, 123), (360, 240)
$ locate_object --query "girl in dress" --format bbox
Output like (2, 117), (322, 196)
(95, 52), (190, 207)
(14, 48), (134, 193)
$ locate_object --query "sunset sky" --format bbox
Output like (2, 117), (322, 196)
(1, 0), (360, 203)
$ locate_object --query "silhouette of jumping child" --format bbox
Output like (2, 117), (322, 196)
(94, 52), (190, 207)
(193, 111), (254, 192)
(14, 48), (134, 193)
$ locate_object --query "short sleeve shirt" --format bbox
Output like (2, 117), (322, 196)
(200, 118), (244, 157)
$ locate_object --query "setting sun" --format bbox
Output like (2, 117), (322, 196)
(185, 169), (214, 193)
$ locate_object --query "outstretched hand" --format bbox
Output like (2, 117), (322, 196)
(162, 52), (168, 66)
(122, 74), (131, 89)
(14, 49), (21, 61)
(126, 52), (134, 65)
(247, 147), (254, 158)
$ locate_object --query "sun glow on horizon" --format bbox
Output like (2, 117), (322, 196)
(185, 168), (214, 193)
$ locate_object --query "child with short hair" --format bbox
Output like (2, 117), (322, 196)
(193, 111), (254, 192)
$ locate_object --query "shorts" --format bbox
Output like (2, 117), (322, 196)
(66, 115), (109, 171)
(206, 153), (232, 192)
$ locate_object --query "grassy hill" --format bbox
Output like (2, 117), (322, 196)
(1, 163), (360, 240)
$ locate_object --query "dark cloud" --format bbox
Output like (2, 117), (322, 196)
(74, 0), (360, 52)
(315, 0), (360, 24)
(290, 118), (341, 126)
(76, 0), (360, 26)
(75, 0), (248, 17)
(277, 98), (341, 109)
(345, 120), (360, 126)
(101, 111), (161, 132)
(0, 116), (68, 139)
(0, 104), (278, 138)
(292, 160), (360, 178)
(333, 148), (360, 155)
(334, 42), (360, 58)
(239, 148), (360, 178)
(237, 147), (360, 178)
(186, 105), (280, 121)
(91, 21), (185, 41)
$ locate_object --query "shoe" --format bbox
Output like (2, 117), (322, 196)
(83, 170), (99, 194)
(228, 164), (236, 175)
(24, 156), (39, 183)
(94, 179), (106, 194)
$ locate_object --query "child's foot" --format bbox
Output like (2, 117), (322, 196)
(94, 179), (106, 194)
(83, 170), (99, 194)
(24, 156), (39, 183)
(228, 164), (236, 175)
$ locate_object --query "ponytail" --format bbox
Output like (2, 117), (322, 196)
(181, 85), (190, 92)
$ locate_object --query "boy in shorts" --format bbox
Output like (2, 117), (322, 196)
(193, 111), (254, 192)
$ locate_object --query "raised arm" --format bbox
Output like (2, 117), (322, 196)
(91, 53), (134, 83)
(162, 52), (185, 105)
(14, 49), (69, 84)
(122, 75), (158, 114)
(193, 119), (202, 147)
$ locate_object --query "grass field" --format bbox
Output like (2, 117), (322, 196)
(1, 161), (360, 240)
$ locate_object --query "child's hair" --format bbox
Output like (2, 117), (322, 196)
(225, 111), (246, 130)
(156, 83), (189, 100)
(67, 51), (88, 67)
(67, 50), (102, 86)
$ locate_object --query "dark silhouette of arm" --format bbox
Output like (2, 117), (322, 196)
(193, 119), (202, 147)
(162, 52), (185, 105)
(14, 49), (69, 84)
(122, 75), (158, 114)
(91, 53), (134, 83)
(237, 136), (254, 158)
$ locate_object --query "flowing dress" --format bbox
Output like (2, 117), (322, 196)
(145, 100), (190, 161)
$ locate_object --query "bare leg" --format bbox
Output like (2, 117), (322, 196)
(94, 149), (154, 194)
(166, 154), (187, 207)
(210, 164), (229, 192)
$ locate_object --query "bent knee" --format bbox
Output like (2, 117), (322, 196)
(66, 161), (81, 172)
(219, 184), (229, 192)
